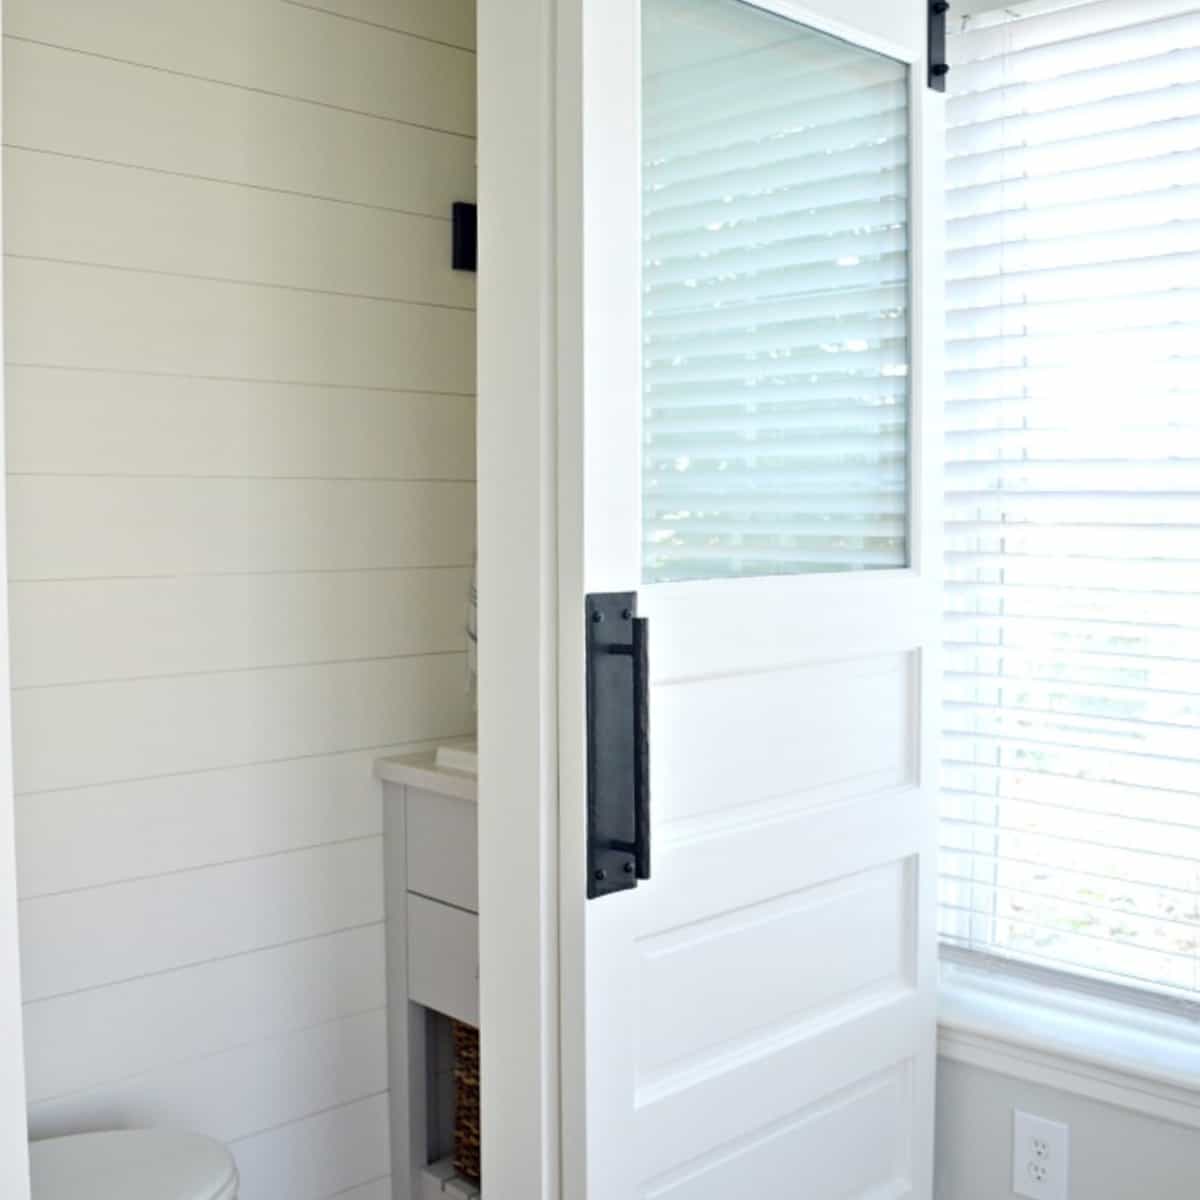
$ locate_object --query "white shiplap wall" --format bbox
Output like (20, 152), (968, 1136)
(3, 2), (476, 1197)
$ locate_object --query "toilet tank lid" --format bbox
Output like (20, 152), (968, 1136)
(30, 1130), (237, 1200)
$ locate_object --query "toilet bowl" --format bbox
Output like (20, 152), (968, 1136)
(30, 1129), (237, 1200)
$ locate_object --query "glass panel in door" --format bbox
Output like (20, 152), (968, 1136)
(642, 0), (912, 583)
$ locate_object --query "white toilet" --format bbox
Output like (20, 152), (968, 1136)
(30, 1129), (238, 1200)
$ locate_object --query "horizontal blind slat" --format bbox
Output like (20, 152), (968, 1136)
(951, 0), (1198, 67)
(946, 114), (1200, 192)
(939, 842), (1200, 899)
(949, 149), (1200, 222)
(949, 46), (1200, 129)
(954, 9), (1200, 74)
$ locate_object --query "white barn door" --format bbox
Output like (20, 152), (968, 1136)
(556, 1), (944, 1196)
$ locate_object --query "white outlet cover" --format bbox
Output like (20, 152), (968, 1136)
(1013, 1110), (1069, 1200)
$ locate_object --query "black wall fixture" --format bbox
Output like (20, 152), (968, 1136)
(928, 1), (950, 91)
(452, 201), (477, 272)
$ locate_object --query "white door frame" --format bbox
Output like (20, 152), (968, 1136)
(476, 0), (563, 1196)
(0, 10), (33, 1191)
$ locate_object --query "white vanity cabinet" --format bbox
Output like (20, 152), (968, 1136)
(376, 750), (480, 1200)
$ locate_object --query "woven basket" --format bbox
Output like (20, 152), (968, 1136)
(452, 1019), (481, 1184)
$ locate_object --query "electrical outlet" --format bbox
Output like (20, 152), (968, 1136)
(1013, 1110), (1069, 1200)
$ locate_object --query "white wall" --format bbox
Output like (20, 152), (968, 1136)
(3, 2), (475, 1196)
(936, 1059), (1200, 1200)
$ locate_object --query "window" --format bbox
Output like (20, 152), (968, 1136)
(938, 0), (1200, 1007)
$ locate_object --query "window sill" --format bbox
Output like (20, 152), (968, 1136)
(938, 960), (1200, 1129)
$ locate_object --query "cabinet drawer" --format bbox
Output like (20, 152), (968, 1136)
(408, 893), (479, 1027)
(406, 788), (478, 913)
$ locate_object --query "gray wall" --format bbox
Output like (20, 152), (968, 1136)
(936, 1058), (1200, 1200)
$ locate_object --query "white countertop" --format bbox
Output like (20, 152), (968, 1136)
(375, 740), (478, 803)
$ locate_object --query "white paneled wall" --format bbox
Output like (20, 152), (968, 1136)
(3, 1), (476, 1196)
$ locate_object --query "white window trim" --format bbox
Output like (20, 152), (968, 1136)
(938, 957), (1200, 1127)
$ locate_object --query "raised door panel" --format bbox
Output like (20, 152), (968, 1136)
(637, 861), (912, 1084)
(649, 651), (914, 828)
(638, 1062), (913, 1199)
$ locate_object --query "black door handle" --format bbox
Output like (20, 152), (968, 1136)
(631, 615), (651, 881)
(586, 592), (651, 899)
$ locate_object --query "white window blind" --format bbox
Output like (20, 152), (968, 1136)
(939, 0), (1200, 1005)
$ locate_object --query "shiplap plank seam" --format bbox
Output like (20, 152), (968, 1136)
(25, 1010), (389, 1147)
(18, 840), (386, 998)
(13, 650), (463, 690)
(16, 644), (466, 676)
(323, 1175), (392, 1200)
(24, 919), (385, 1005)
(2, 142), (460, 221)
(4, 253), (476, 313)
(5, 359), (475, 397)
(18, 833), (384, 902)
(15, 736), (454, 797)
(11, 567), (474, 578)
(13, 691), (472, 794)
(14, 733), (473, 797)
(226, 1091), (392, 1199)
(9, 566), (475, 583)
(228, 1088), (389, 1145)
(27, 1002), (387, 1109)
(6, 260), (477, 392)
(21, 924), (387, 1102)
(10, 576), (473, 689)
(282, 0), (475, 51)
(5, 39), (475, 215)
(4, 0), (477, 131)
(10, 474), (475, 482)
(2, 34), (476, 141)
(5, 147), (474, 308)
